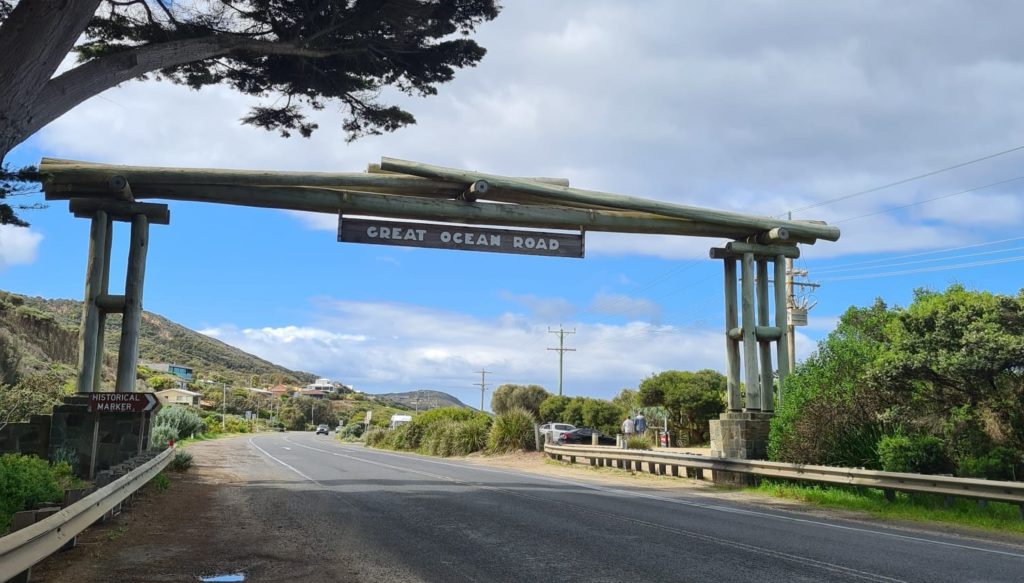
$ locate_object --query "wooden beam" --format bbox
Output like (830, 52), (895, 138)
(69, 198), (170, 225)
(751, 227), (788, 244)
(726, 241), (800, 258)
(727, 326), (782, 341)
(95, 294), (126, 313)
(73, 183), (815, 240)
(367, 163), (572, 187)
(723, 259), (741, 412)
(380, 157), (841, 242)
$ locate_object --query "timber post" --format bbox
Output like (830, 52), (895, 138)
(69, 191), (169, 394)
(76, 211), (110, 393)
(710, 241), (800, 466)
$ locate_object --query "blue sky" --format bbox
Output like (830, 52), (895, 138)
(3, 1), (1024, 404)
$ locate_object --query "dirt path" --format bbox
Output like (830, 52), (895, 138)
(30, 436), (318, 582)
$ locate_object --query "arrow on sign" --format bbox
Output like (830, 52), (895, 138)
(85, 392), (161, 414)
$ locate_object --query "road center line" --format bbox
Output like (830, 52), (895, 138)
(297, 437), (1024, 560)
(280, 437), (905, 583)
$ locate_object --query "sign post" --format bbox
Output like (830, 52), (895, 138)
(339, 217), (585, 258)
(84, 393), (160, 478)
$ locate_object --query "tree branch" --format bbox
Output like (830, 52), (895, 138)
(23, 36), (364, 141)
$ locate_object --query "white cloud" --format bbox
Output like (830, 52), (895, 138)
(29, 1), (1024, 260)
(499, 292), (576, 321)
(0, 226), (43, 270)
(588, 292), (662, 322)
(202, 298), (727, 399)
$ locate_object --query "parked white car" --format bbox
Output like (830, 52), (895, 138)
(539, 422), (576, 441)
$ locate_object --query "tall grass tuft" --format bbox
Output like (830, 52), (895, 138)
(363, 426), (388, 447)
(626, 435), (653, 450)
(487, 407), (536, 454)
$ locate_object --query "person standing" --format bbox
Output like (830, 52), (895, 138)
(621, 416), (635, 448)
(634, 412), (647, 436)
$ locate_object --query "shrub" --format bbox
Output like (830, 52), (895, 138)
(153, 406), (205, 440)
(626, 436), (652, 450)
(152, 472), (171, 492)
(487, 408), (536, 454)
(149, 425), (178, 449)
(341, 422), (364, 438)
(877, 434), (950, 474)
(957, 447), (1022, 481)
(169, 450), (193, 472)
(364, 427), (388, 447)
(0, 454), (63, 532)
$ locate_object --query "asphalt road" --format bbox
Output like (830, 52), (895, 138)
(241, 432), (1023, 582)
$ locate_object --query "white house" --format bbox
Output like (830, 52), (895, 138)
(155, 388), (202, 407)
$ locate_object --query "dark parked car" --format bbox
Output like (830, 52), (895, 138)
(556, 428), (616, 446)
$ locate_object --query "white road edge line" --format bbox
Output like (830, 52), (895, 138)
(248, 438), (319, 484)
(281, 435), (1024, 560)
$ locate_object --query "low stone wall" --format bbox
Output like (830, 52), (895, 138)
(48, 396), (148, 478)
(0, 415), (51, 459)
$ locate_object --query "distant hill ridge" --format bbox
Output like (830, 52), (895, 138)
(372, 390), (471, 410)
(0, 290), (316, 386)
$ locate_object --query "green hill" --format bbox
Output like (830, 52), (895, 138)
(372, 390), (471, 410)
(0, 290), (315, 387)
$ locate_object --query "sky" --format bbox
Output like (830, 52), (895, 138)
(3, 1), (1024, 406)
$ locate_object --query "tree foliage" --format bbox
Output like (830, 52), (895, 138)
(491, 384), (550, 417)
(538, 394), (624, 435)
(770, 286), (1024, 478)
(638, 369), (725, 445)
(0, 0), (501, 224)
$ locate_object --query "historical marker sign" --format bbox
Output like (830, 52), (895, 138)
(338, 217), (585, 258)
(86, 392), (160, 414)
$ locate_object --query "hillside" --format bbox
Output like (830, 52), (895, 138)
(372, 390), (471, 410)
(0, 290), (316, 387)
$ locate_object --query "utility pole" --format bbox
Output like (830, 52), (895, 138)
(473, 369), (492, 412)
(547, 326), (576, 396)
(783, 217), (820, 373)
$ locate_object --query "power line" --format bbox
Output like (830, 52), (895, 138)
(786, 142), (1024, 215)
(815, 244), (1024, 275)
(821, 254), (1024, 282)
(808, 235), (1024, 271)
(547, 326), (576, 396)
(833, 175), (1024, 225)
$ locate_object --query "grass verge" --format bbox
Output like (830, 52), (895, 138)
(752, 480), (1024, 535)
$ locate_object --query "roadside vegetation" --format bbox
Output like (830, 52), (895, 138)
(0, 454), (79, 533)
(752, 480), (1024, 534)
(769, 285), (1024, 480)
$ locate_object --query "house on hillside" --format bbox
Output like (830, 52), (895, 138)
(305, 378), (338, 393)
(269, 384), (297, 399)
(145, 362), (194, 382)
(156, 388), (202, 407)
(298, 389), (326, 400)
(244, 387), (274, 397)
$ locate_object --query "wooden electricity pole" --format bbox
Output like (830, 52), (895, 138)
(547, 326), (576, 396)
(473, 369), (492, 412)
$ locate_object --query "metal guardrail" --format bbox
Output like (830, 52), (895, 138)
(545, 444), (1024, 510)
(0, 446), (175, 580)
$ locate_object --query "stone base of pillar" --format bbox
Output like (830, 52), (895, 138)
(709, 411), (773, 485)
